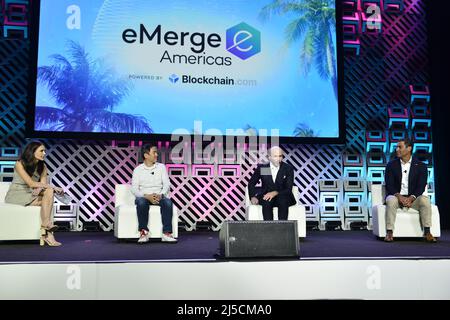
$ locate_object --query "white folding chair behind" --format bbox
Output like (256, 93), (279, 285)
(114, 184), (178, 239)
(0, 182), (41, 241)
(371, 184), (441, 238)
(245, 186), (306, 238)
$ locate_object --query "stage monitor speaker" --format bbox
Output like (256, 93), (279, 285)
(219, 221), (299, 258)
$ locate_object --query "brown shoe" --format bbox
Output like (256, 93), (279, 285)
(424, 233), (437, 243)
(384, 231), (394, 242)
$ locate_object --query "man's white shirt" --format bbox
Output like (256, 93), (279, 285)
(269, 162), (279, 183)
(400, 157), (412, 195)
(131, 163), (170, 198)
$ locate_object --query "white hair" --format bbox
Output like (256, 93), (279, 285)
(268, 146), (283, 156)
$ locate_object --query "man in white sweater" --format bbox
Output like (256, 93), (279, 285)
(131, 144), (177, 243)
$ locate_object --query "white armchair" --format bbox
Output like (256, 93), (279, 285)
(0, 182), (41, 241)
(245, 186), (306, 238)
(114, 184), (178, 239)
(371, 184), (441, 238)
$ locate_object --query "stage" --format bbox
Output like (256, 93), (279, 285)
(1, 230), (450, 299)
(1, 230), (450, 263)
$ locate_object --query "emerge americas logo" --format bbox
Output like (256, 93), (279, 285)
(226, 22), (261, 60)
(123, 21), (261, 65)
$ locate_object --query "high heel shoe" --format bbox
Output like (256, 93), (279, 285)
(40, 227), (46, 246)
(41, 224), (59, 232)
(40, 230), (62, 247)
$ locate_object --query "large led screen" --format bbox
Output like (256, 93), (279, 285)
(29, 0), (342, 141)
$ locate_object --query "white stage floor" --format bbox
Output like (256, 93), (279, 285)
(1, 259), (450, 299)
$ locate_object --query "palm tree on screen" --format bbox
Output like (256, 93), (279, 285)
(243, 124), (258, 136)
(293, 122), (317, 137)
(259, 0), (337, 99)
(36, 40), (152, 133)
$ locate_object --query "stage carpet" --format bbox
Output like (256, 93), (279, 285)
(1, 230), (449, 263)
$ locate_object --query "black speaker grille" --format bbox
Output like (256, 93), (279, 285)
(219, 221), (299, 258)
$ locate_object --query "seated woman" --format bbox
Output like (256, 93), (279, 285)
(5, 141), (64, 246)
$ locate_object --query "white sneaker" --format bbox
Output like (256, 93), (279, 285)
(161, 233), (177, 243)
(137, 229), (149, 244)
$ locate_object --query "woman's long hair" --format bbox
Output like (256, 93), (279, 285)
(19, 141), (45, 178)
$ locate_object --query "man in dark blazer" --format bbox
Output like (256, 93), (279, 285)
(248, 146), (296, 220)
(384, 137), (436, 242)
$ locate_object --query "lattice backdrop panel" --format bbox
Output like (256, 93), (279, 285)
(0, 0), (434, 231)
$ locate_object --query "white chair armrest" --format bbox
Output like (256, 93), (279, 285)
(371, 184), (384, 207)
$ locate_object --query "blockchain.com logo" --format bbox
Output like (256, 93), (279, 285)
(169, 74), (179, 83)
(226, 22), (261, 60)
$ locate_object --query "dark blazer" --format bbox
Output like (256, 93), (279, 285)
(385, 156), (428, 198)
(248, 162), (296, 206)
